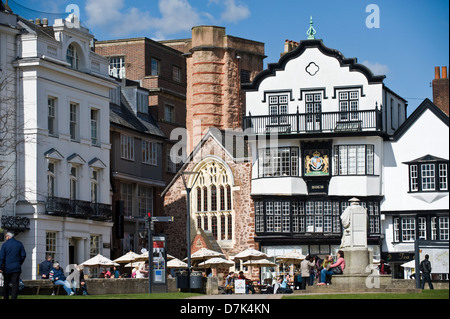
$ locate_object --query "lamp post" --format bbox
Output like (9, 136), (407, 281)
(181, 171), (200, 292)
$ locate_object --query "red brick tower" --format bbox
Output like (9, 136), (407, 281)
(164, 26), (265, 153)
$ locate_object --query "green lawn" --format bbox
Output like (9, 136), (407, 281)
(17, 289), (449, 299)
(283, 289), (449, 299)
(18, 292), (203, 299)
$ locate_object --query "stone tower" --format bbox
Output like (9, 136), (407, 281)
(164, 26), (265, 153)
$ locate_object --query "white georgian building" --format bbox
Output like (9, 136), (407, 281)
(2, 11), (116, 279)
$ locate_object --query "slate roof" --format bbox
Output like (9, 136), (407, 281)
(161, 127), (251, 197)
(403, 154), (448, 164)
(110, 92), (165, 138)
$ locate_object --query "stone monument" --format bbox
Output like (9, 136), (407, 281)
(340, 198), (372, 275)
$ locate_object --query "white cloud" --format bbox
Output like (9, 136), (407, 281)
(152, 0), (202, 39)
(361, 60), (389, 76)
(220, 0), (250, 23)
(84, 0), (250, 39)
(85, 0), (155, 37)
(208, 0), (250, 23)
(85, 0), (201, 38)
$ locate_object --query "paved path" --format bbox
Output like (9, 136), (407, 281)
(188, 293), (284, 299)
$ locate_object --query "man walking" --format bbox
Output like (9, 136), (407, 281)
(0, 232), (27, 299)
(419, 254), (434, 290)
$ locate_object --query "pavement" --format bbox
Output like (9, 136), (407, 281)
(188, 293), (283, 299)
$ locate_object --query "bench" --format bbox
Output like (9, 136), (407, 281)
(22, 280), (62, 295)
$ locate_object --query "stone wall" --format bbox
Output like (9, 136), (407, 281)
(163, 136), (256, 260)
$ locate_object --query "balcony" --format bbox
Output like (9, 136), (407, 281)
(46, 197), (112, 221)
(243, 109), (382, 135)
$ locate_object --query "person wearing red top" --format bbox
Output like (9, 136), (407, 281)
(318, 250), (345, 285)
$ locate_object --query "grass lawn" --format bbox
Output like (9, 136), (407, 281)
(18, 292), (203, 299)
(17, 289), (448, 299)
(282, 289), (449, 299)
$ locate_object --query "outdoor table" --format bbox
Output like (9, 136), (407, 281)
(254, 284), (268, 293)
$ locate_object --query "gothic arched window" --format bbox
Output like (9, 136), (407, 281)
(192, 159), (234, 243)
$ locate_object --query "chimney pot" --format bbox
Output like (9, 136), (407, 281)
(442, 66), (448, 79)
(43, 18), (48, 27)
(435, 66), (441, 79)
(35, 18), (41, 26)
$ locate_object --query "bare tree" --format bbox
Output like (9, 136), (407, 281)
(0, 70), (20, 209)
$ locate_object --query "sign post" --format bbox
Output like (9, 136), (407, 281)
(146, 212), (173, 294)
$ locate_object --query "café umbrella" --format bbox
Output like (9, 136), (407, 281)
(167, 258), (188, 269)
(275, 250), (305, 265)
(81, 254), (119, 267)
(275, 250), (305, 276)
(198, 257), (234, 269)
(187, 248), (225, 266)
(233, 248), (268, 262)
(242, 259), (277, 268)
(80, 254), (119, 277)
(113, 251), (142, 264)
(135, 251), (176, 262)
(233, 248), (268, 279)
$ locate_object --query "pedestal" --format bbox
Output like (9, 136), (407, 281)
(343, 248), (373, 275)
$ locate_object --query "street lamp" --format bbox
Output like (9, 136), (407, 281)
(181, 171), (200, 292)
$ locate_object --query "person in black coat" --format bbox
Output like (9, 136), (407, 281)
(39, 255), (53, 279)
(0, 232), (27, 299)
(420, 254), (434, 290)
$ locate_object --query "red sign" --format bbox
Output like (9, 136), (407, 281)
(153, 241), (164, 248)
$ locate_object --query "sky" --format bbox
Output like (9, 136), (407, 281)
(7, 0), (449, 115)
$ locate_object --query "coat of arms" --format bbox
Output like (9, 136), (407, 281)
(305, 150), (329, 176)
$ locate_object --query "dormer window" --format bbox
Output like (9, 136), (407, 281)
(405, 155), (449, 192)
(66, 44), (80, 69)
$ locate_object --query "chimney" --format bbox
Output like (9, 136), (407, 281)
(43, 18), (48, 27)
(432, 66), (449, 116)
(35, 18), (41, 26)
(435, 66), (440, 79)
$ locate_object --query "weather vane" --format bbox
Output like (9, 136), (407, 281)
(306, 16), (317, 40)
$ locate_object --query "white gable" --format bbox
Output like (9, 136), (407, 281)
(383, 106), (449, 211)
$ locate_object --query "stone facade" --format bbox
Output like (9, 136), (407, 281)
(162, 26), (265, 263)
(163, 26), (265, 153)
(163, 134), (255, 260)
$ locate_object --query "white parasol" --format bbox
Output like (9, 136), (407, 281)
(242, 259), (277, 268)
(275, 250), (305, 276)
(113, 251), (142, 264)
(232, 248), (268, 280)
(275, 250), (305, 265)
(198, 257), (234, 269)
(187, 248), (225, 265)
(167, 258), (188, 269)
(233, 248), (268, 262)
(81, 254), (119, 267)
(80, 254), (119, 277)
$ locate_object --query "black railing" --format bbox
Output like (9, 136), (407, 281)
(46, 197), (112, 221)
(243, 109), (382, 134)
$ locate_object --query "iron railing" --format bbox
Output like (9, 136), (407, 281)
(46, 197), (112, 221)
(243, 109), (382, 134)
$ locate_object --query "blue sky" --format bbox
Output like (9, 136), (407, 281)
(8, 0), (449, 115)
